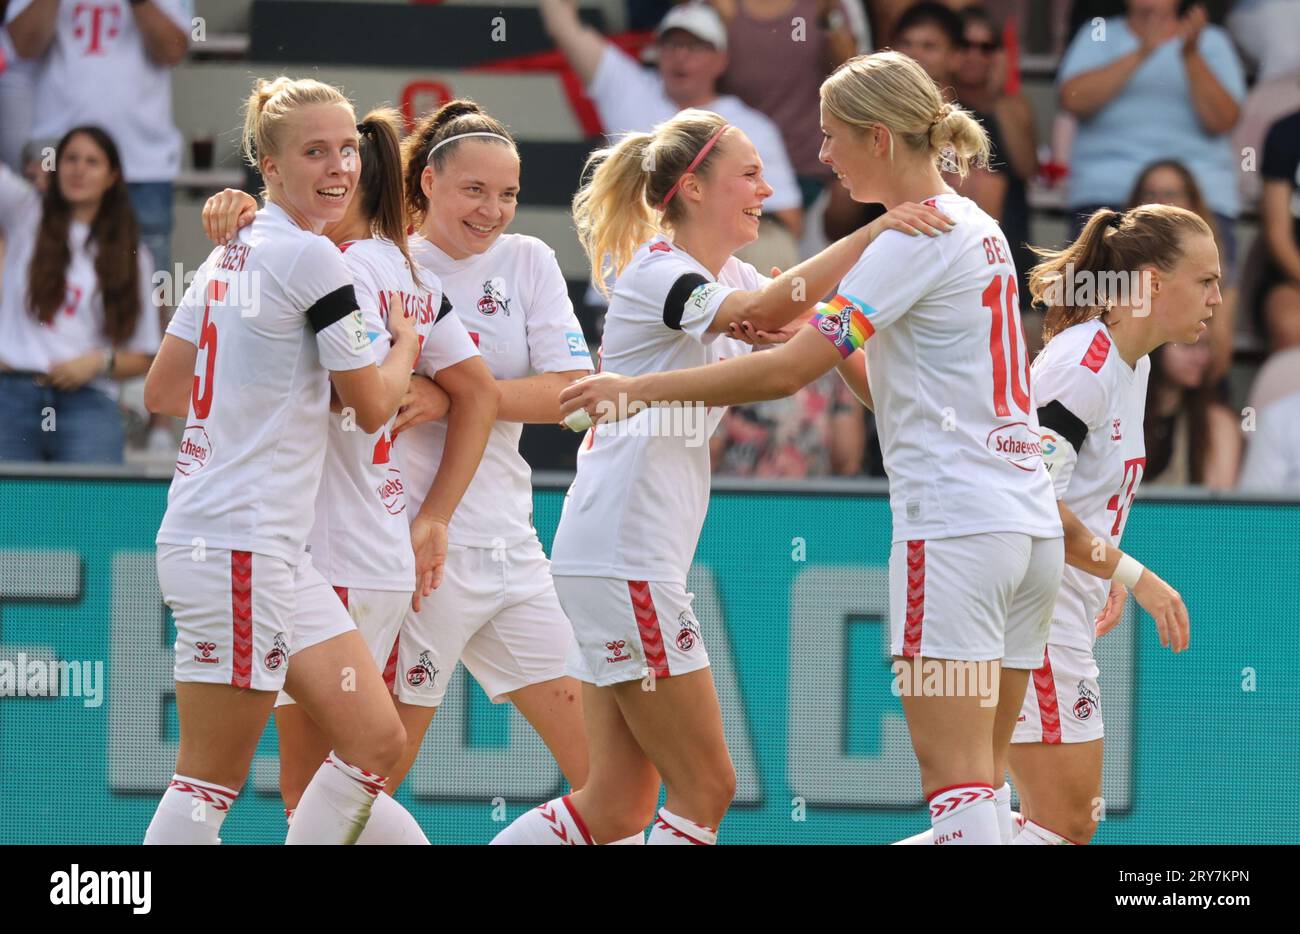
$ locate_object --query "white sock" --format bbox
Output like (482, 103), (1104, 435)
(490, 795), (594, 845)
(356, 792), (429, 845)
(285, 751), (387, 845)
(928, 783), (1000, 845)
(648, 807), (716, 845)
(1012, 818), (1077, 845)
(890, 826), (936, 845)
(143, 775), (238, 845)
(607, 832), (646, 845)
(995, 782), (1019, 844)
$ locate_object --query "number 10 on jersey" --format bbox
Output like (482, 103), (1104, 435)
(982, 273), (1030, 418)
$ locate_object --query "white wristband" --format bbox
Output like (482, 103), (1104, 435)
(563, 408), (593, 432)
(1113, 554), (1144, 588)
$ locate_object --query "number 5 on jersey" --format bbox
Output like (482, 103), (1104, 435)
(192, 279), (226, 420)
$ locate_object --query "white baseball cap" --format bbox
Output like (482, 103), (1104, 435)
(655, 3), (728, 52)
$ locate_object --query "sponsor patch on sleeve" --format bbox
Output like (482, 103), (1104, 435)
(565, 331), (589, 356)
(346, 309), (371, 354)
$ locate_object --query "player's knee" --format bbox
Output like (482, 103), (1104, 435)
(359, 717), (407, 775)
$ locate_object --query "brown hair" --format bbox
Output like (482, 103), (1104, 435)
(571, 109), (730, 292)
(27, 126), (143, 345)
(1029, 204), (1214, 343)
(1127, 159), (1224, 259)
(355, 106), (420, 286)
(400, 99), (517, 228)
(1144, 344), (1213, 485)
(821, 50), (990, 179)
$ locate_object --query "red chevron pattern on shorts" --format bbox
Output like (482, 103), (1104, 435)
(903, 541), (925, 657)
(537, 802), (577, 844)
(230, 551), (253, 689)
(1080, 329), (1111, 373)
(928, 784), (995, 818)
(382, 636), (400, 693)
(169, 778), (236, 813)
(1033, 646), (1062, 744)
(628, 580), (670, 678)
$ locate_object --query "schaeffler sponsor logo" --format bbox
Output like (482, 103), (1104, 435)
(675, 611), (701, 652)
(405, 651), (438, 688)
(49, 864), (151, 914)
(986, 422), (1042, 471)
(605, 640), (631, 663)
(377, 468), (405, 516)
(1074, 681), (1100, 720)
(264, 633), (288, 671)
(175, 426), (212, 476)
(193, 641), (219, 665)
(0, 654), (104, 708)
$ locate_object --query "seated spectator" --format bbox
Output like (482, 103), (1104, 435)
(711, 372), (865, 476)
(1058, 0), (1246, 252)
(1143, 334), (1241, 489)
(0, 126), (159, 464)
(1128, 159), (1236, 381)
(1259, 107), (1300, 352)
(541, 0), (803, 271)
(710, 0), (859, 209)
(1238, 385), (1300, 492)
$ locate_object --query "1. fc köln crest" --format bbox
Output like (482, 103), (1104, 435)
(477, 278), (512, 317)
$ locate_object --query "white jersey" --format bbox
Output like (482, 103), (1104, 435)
(6, 0), (191, 182)
(832, 192), (1061, 542)
(404, 233), (593, 547)
(0, 165), (159, 395)
(550, 235), (755, 584)
(306, 237), (479, 591)
(1033, 319), (1150, 650)
(155, 203), (375, 565)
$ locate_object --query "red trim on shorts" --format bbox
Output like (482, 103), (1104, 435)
(333, 585), (349, 608)
(903, 541), (925, 657)
(562, 795), (595, 845)
(654, 814), (710, 845)
(1033, 646), (1063, 744)
(383, 635), (400, 694)
(230, 551), (253, 689)
(628, 580), (670, 678)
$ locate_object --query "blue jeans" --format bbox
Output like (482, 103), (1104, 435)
(0, 373), (125, 464)
(128, 181), (174, 277)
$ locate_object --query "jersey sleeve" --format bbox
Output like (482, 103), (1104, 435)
(341, 249), (392, 364)
(626, 248), (741, 345)
(523, 242), (594, 373)
(1032, 358), (1111, 496)
(125, 247), (163, 354)
(416, 292), (481, 376)
(288, 238), (373, 372)
(165, 250), (222, 346)
(824, 229), (951, 339)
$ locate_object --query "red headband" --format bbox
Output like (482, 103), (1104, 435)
(658, 123), (730, 211)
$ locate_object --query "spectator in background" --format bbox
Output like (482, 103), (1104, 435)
(0, 127), (159, 464)
(1143, 335), (1240, 489)
(712, 372), (865, 477)
(1238, 385), (1300, 492)
(710, 0), (858, 209)
(1128, 159), (1236, 381)
(0, 3), (39, 174)
(1259, 108), (1300, 352)
(6, 0), (190, 277)
(1058, 1), (1245, 257)
(541, 0), (804, 272)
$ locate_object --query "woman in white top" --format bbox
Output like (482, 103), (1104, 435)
(200, 106), (499, 843)
(0, 126), (159, 463)
(142, 77), (425, 845)
(559, 53), (1189, 845)
(491, 104), (947, 845)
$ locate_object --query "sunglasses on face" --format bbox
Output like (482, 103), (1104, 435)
(961, 39), (1000, 54)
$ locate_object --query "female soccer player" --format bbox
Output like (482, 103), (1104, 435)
(0, 126), (159, 464)
(492, 102), (949, 845)
(142, 77), (423, 844)
(556, 51), (1070, 847)
(199, 106), (499, 842)
(1006, 204), (1204, 845)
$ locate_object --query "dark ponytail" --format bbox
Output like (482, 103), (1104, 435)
(354, 107), (420, 287)
(400, 98), (516, 228)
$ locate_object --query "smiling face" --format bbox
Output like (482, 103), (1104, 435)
(1150, 231), (1222, 345)
(819, 105), (884, 204)
(657, 29), (727, 106)
(56, 132), (117, 213)
(421, 139), (520, 259)
(261, 102), (360, 231)
(675, 129), (772, 250)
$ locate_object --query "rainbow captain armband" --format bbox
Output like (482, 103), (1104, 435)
(808, 294), (875, 358)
